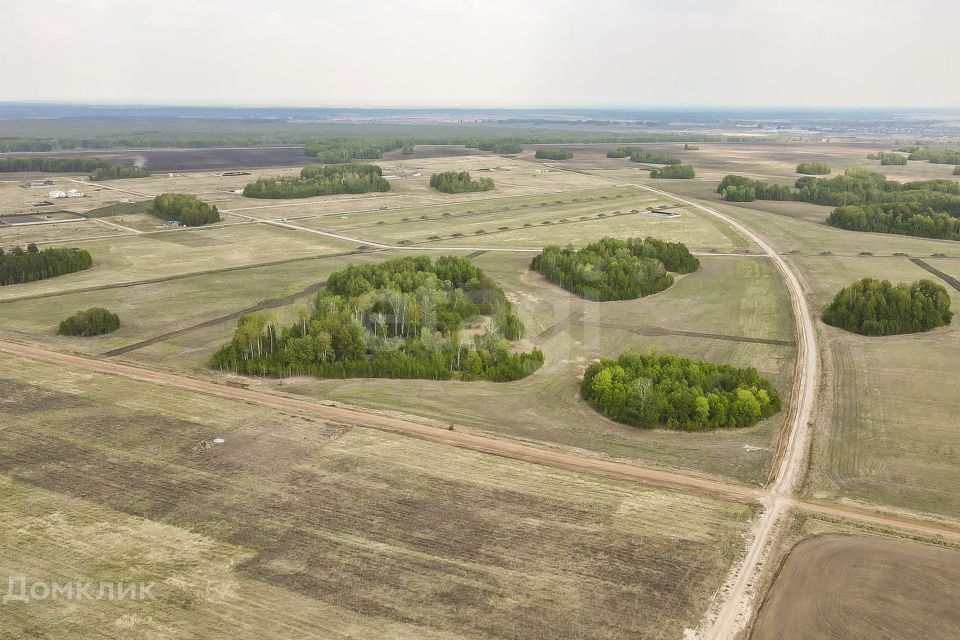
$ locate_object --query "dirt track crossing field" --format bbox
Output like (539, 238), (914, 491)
(751, 534), (960, 640)
(910, 257), (960, 291)
(578, 320), (796, 347)
(101, 281), (327, 356)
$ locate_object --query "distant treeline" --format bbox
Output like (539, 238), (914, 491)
(717, 169), (960, 240)
(58, 307), (120, 337)
(0, 156), (111, 173)
(303, 137), (530, 162)
(471, 140), (523, 154)
(530, 237), (699, 301)
(607, 147), (681, 165)
(149, 193), (221, 226)
(796, 162), (831, 175)
(0, 123), (768, 154)
(866, 152), (907, 165)
(430, 171), (494, 193)
(900, 146), (960, 165)
(89, 165), (150, 180)
(0, 244), (93, 286)
(827, 204), (960, 240)
(823, 278), (952, 336)
(535, 148), (573, 160)
(580, 352), (781, 430)
(304, 138), (406, 163)
(243, 164), (390, 199)
(650, 164), (695, 179)
(0, 156), (150, 180)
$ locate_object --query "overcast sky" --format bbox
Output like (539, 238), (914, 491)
(4, 0), (958, 108)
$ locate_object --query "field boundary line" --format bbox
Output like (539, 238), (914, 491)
(101, 282), (327, 357)
(909, 258), (960, 292)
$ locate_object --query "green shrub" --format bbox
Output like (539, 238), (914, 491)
(58, 307), (120, 336)
(796, 162), (831, 175)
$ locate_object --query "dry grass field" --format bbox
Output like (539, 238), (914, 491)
(800, 264), (960, 521)
(0, 154), (795, 485)
(4, 139), (960, 637)
(0, 352), (752, 640)
(0, 223), (358, 302)
(751, 534), (960, 640)
(0, 250), (388, 356)
(560, 142), (960, 184)
(692, 204), (960, 521)
(271, 249), (794, 485)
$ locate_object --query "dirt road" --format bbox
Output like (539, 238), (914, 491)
(0, 337), (759, 505)
(633, 183), (820, 640)
(5, 336), (960, 551)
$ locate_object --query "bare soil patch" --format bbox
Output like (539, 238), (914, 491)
(0, 378), (88, 414)
(752, 534), (960, 640)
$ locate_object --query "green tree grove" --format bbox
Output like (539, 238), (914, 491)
(0, 244), (93, 286)
(822, 278), (953, 336)
(211, 256), (542, 382)
(530, 237), (699, 301)
(580, 352), (782, 430)
(429, 171), (494, 193)
(148, 194), (221, 226)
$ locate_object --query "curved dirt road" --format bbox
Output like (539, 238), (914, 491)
(634, 183), (819, 640)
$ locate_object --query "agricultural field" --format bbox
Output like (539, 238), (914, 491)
(560, 142), (960, 184)
(272, 249), (795, 485)
(0, 229), (794, 486)
(0, 153), (797, 485)
(0, 352), (752, 640)
(800, 256), (960, 521)
(657, 199), (960, 521)
(4, 137), (960, 638)
(752, 534), (960, 640)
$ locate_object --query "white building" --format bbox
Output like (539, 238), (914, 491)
(66, 189), (84, 198)
(48, 190), (66, 199)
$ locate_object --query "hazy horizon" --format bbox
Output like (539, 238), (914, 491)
(5, 0), (960, 108)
